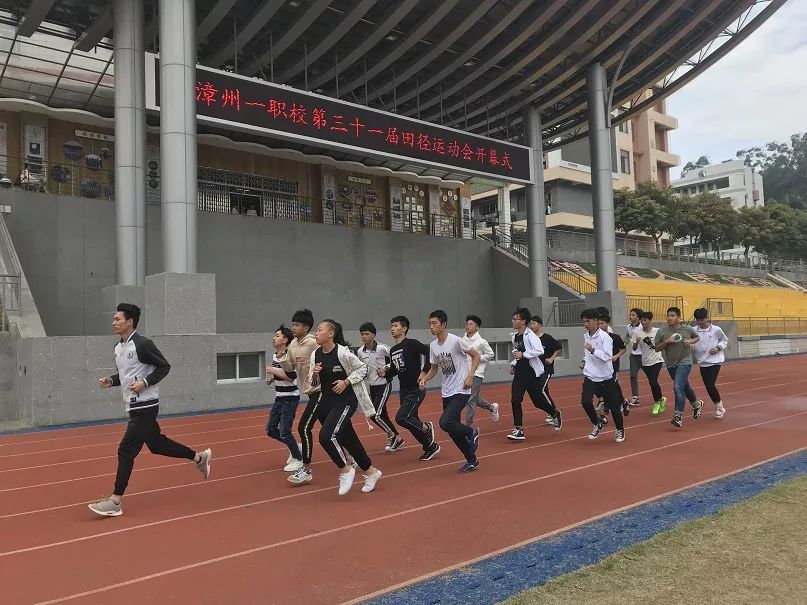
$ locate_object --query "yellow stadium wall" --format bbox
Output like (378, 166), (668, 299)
(617, 278), (807, 318)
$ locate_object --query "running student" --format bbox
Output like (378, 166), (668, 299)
(461, 314), (499, 426)
(310, 320), (382, 495)
(357, 322), (403, 451)
(508, 307), (561, 441)
(579, 307), (625, 443)
(288, 309), (320, 485)
(692, 308), (728, 419)
(528, 316), (563, 429)
(419, 310), (482, 473)
(89, 303), (211, 517)
(381, 316), (440, 461)
(632, 311), (666, 414)
(265, 325), (303, 472)
(599, 313), (630, 417)
(654, 306), (704, 428)
(625, 307), (643, 407)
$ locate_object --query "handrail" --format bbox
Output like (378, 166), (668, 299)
(734, 316), (807, 337)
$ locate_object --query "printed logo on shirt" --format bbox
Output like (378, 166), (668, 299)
(127, 352), (134, 359)
(435, 352), (457, 376)
(391, 349), (406, 372)
(332, 364), (345, 376)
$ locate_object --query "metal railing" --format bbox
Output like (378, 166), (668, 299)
(550, 266), (597, 295)
(493, 224), (807, 278)
(0, 153), (114, 199)
(626, 296), (684, 321)
(701, 298), (735, 319)
(0, 213), (22, 331)
(735, 317), (807, 337)
(553, 299), (587, 326)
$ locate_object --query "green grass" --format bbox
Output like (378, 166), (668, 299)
(502, 474), (807, 605)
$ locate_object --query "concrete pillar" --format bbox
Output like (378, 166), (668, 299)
(584, 291), (627, 329)
(586, 63), (618, 292)
(524, 105), (549, 297)
(159, 0), (198, 274)
(112, 0), (146, 285)
(497, 185), (511, 228)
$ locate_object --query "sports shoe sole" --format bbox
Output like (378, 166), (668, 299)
(287, 474), (313, 485)
(506, 434), (525, 441)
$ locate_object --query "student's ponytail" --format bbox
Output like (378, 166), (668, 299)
(323, 319), (350, 347)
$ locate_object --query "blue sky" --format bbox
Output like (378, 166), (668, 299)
(667, 0), (807, 177)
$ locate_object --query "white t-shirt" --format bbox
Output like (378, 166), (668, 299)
(626, 323), (643, 355)
(430, 333), (473, 397)
(636, 327), (664, 367)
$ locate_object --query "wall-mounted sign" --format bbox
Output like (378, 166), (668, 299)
(145, 54), (532, 184)
(347, 176), (372, 185)
(75, 130), (114, 142)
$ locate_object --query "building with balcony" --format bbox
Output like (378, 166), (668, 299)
(471, 93), (679, 231)
(671, 159), (764, 210)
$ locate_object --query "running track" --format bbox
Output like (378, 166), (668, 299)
(2, 355), (806, 605)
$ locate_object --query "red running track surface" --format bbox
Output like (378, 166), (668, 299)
(1, 355), (807, 605)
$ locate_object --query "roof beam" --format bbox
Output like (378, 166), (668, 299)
(275, 0), (376, 83)
(370, 0), (497, 100)
(445, 0), (625, 125)
(337, 0), (461, 96)
(17, 0), (57, 37)
(465, 0), (688, 134)
(204, 0), (284, 67)
(198, 0), (239, 44)
(308, 0), (417, 91)
(399, 0), (566, 117)
(243, 0), (333, 75)
(73, 4), (113, 52)
(392, 0), (533, 109)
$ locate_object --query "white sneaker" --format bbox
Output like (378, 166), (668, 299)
(715, 403), (726, 419)
(283, 458), (304, 472)
(196, 448), (212, 479)
(361, 469), (382, 493)
(545, 414), (554, 425)
(491, 402), (500, 422)
(287, 467), (312, 485)
(338, 466), (356, 496)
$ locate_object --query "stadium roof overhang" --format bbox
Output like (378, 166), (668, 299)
(0, 0), (785, 184)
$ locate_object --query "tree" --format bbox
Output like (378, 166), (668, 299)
(614, 182), (682, 254)
(736, 203), (802, 260)
(736, 133), (807, 209)
(683, 192), (739, 251)
(680, 155), (711, 177)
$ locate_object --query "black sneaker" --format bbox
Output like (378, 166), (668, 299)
(671, 413), (683, 428)
(621, 399), (630, 417)
(506, 428), (525, 440)
(588, 422), (603, 439)
(419, 443), (441, 461)
(599, 414), (608, 426)
(692, 399), (704, 420)
(552, 410), (562, 431)
(388, 435), (405, 452)
(424, 421), (436, 447)
(615, 429), (625, 443)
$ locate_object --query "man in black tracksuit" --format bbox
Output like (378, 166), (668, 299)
(88, 303), (212, 517)
(382, 316), (441, 461)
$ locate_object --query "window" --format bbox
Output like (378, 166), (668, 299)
(217, 352), (264, 382)
(619, 150), (630, 174)
(618, 122), (629, 134)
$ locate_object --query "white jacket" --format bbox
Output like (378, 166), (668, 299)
(693, 324), (728, 367)
(583, 329), (614, 382)
(511, 329), (545, 378)
(308, 345), (375, 417)
(461, 331), (495, 377)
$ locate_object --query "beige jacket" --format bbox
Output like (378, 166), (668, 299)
(288, 333), (319, 395)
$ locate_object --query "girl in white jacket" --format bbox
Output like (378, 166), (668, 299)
(692, 308), (728, 419)
(309, 320), (382, 495)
